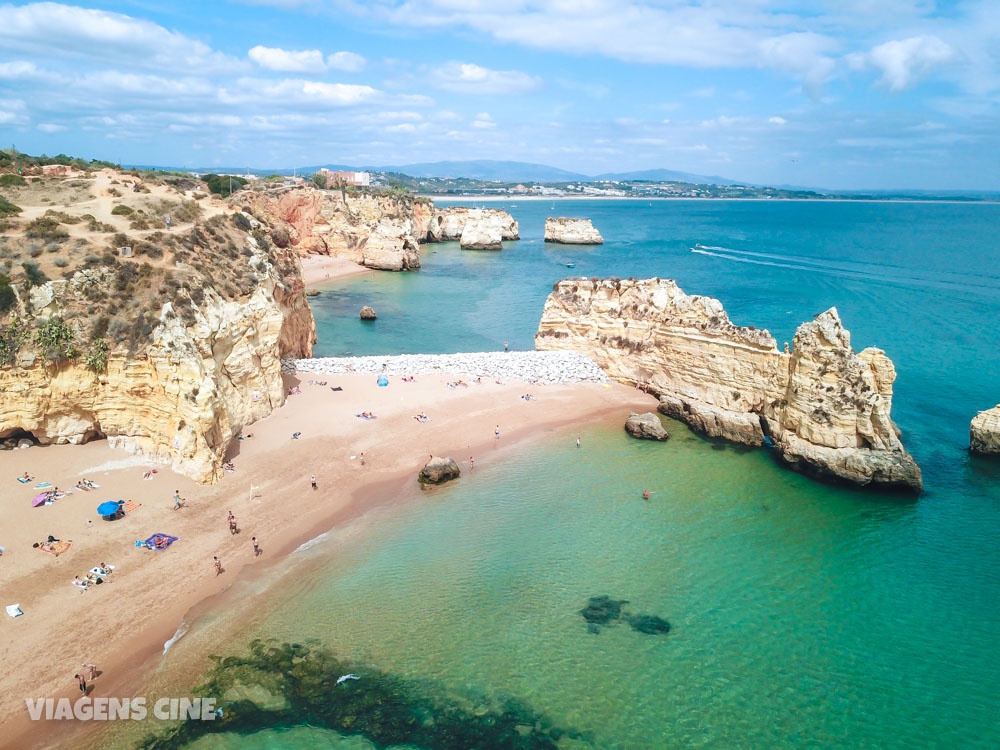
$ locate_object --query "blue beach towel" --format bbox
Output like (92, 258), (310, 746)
(35, 482), (51, 488)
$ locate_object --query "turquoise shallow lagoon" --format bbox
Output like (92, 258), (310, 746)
(140, 200), (999, 749)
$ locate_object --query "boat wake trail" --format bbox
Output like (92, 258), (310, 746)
(690, 244), (1000, 296)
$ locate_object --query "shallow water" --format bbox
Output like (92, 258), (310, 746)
(135, 200), (1000, 749)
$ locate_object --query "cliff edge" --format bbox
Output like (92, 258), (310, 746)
(535, 277), (921, 492)
(0, 168), (315, 483)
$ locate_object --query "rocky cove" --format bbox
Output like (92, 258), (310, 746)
(536, 277), (923, 492)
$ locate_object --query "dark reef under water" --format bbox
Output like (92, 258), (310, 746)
(579, 596), (671, 636)
(139, 639), (586, 750)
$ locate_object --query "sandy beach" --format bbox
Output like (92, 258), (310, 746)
(0, 368), (656, 749)
(300, 254), (372, 286)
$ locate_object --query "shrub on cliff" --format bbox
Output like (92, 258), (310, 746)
(83, 337), (110, 373)
(111, 204), (133, 216)
(0, 316), (29, 365)
(0, 273), (16, 314)
(0, 197), (21, 216)
(202, 174), (247, 198)
(24, 215), (69, 241)
(0, 174), (26, 187)
(21, 261), (49, 287)
(35, 317), (78, 362)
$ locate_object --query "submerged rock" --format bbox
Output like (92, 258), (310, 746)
(419, 455), (461, 484)
(579, 595), (629, 626)
(970, 405), (1000, 455)
(624, 411), (669, 441)
(360, 305), (377, 320)
(627, 614), (671, 635)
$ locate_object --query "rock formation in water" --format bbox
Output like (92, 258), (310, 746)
(233, 185), (429, 271)
(536, 277), (922, 492)
(624, 411), (669, 441)
(544, 217), (603, 244)
(419, 455), (461, 484)
(427, 207), (518, 242)
(970, 405), (1000, 455)
(0, 169), (315, 483)
(460, 219), (503, 250)
(359, 305), (377, 320)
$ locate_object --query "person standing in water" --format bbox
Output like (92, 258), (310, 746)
(504, 340), (509, 352)
(576, 437), (581, 448)
(469, 456), (474, 470)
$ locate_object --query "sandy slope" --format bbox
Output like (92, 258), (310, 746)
(0, 370), (656, 748)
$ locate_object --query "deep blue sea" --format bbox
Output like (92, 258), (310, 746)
(136, 199), (1000, 750)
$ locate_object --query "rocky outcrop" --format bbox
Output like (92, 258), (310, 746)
(427, 207), (518, 242)
(460, 220), (503, 250)
(536, 277), (922, 492)
(360, 306), (377, 320)
(970, 405), (1000, 455)
(544, 217), (603, 244)
(0, 232), (315, 485)
(625, 412), (669, 441)
(419, 455), (461, 484)
(233, 186), (427, 271)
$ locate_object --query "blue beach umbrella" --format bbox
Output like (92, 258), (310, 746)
(97, 501), (121, 517)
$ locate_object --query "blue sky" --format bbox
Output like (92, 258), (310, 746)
(0, 0), (997, 189)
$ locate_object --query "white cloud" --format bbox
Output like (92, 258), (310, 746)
(471, 112), (495, 128)
(249, 45), (326, 73)
(37, 122), (67, 132)
(327, 51), (365, 72)
(768, 116), (787, 125)
(221, 78), (380, 107)
(428, 62), (541, 94)
(864, 36), (954, 91)
(0, 2), (242, 73)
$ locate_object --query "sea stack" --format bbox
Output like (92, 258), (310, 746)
(970, 405), (1000, 455)
(544, 217), (603, 244)
(536, 277), (922, 492)
(460, 219), (503, 250)
(428, 207), (519, 242)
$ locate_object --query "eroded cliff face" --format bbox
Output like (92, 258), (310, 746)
(535, 277), (921, 491)
(970, 405), (1000, 455)
(427, 207), (519, 242)
(0, 228), (316, 484)
(234, 186), (427, 270)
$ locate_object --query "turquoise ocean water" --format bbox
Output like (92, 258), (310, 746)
(138, 200), (1000, 749)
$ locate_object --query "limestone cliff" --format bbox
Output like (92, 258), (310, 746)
(0, 215), (316, 484)
(544, 217), (603, 244)
(536, 277), (921, 491)
(460, 219), (503, 250)
(970, 405), (1000, 455)
(234, 185), (428, 271)
(427, 207), (519, 242)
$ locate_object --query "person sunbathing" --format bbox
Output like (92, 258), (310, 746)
(292, 432), (301, 439)
(21, 472), (33, 481)
(72, 576), (90, 589)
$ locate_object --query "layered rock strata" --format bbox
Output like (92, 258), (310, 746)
(970, 405), (1000, 455)
(0, 230), (315, 484)
(428, 207), (518, 242)
(544, 217), (603, 244)
(536, 277), (922, 492)
(234, 186), (429, 271)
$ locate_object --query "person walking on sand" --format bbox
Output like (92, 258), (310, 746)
(214, 556), (223, 575)
(228, 511), (237, 535)
(165, 216), (171, 230)
(252, 537), (260, 557)
(311, 474), (317, 490)
(173, 489), (182, 510)
(360, 452), (366, 466)
(495, 425), (500, 440)
(81, 663), (97, 681)
(75, 673), (87, 694)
